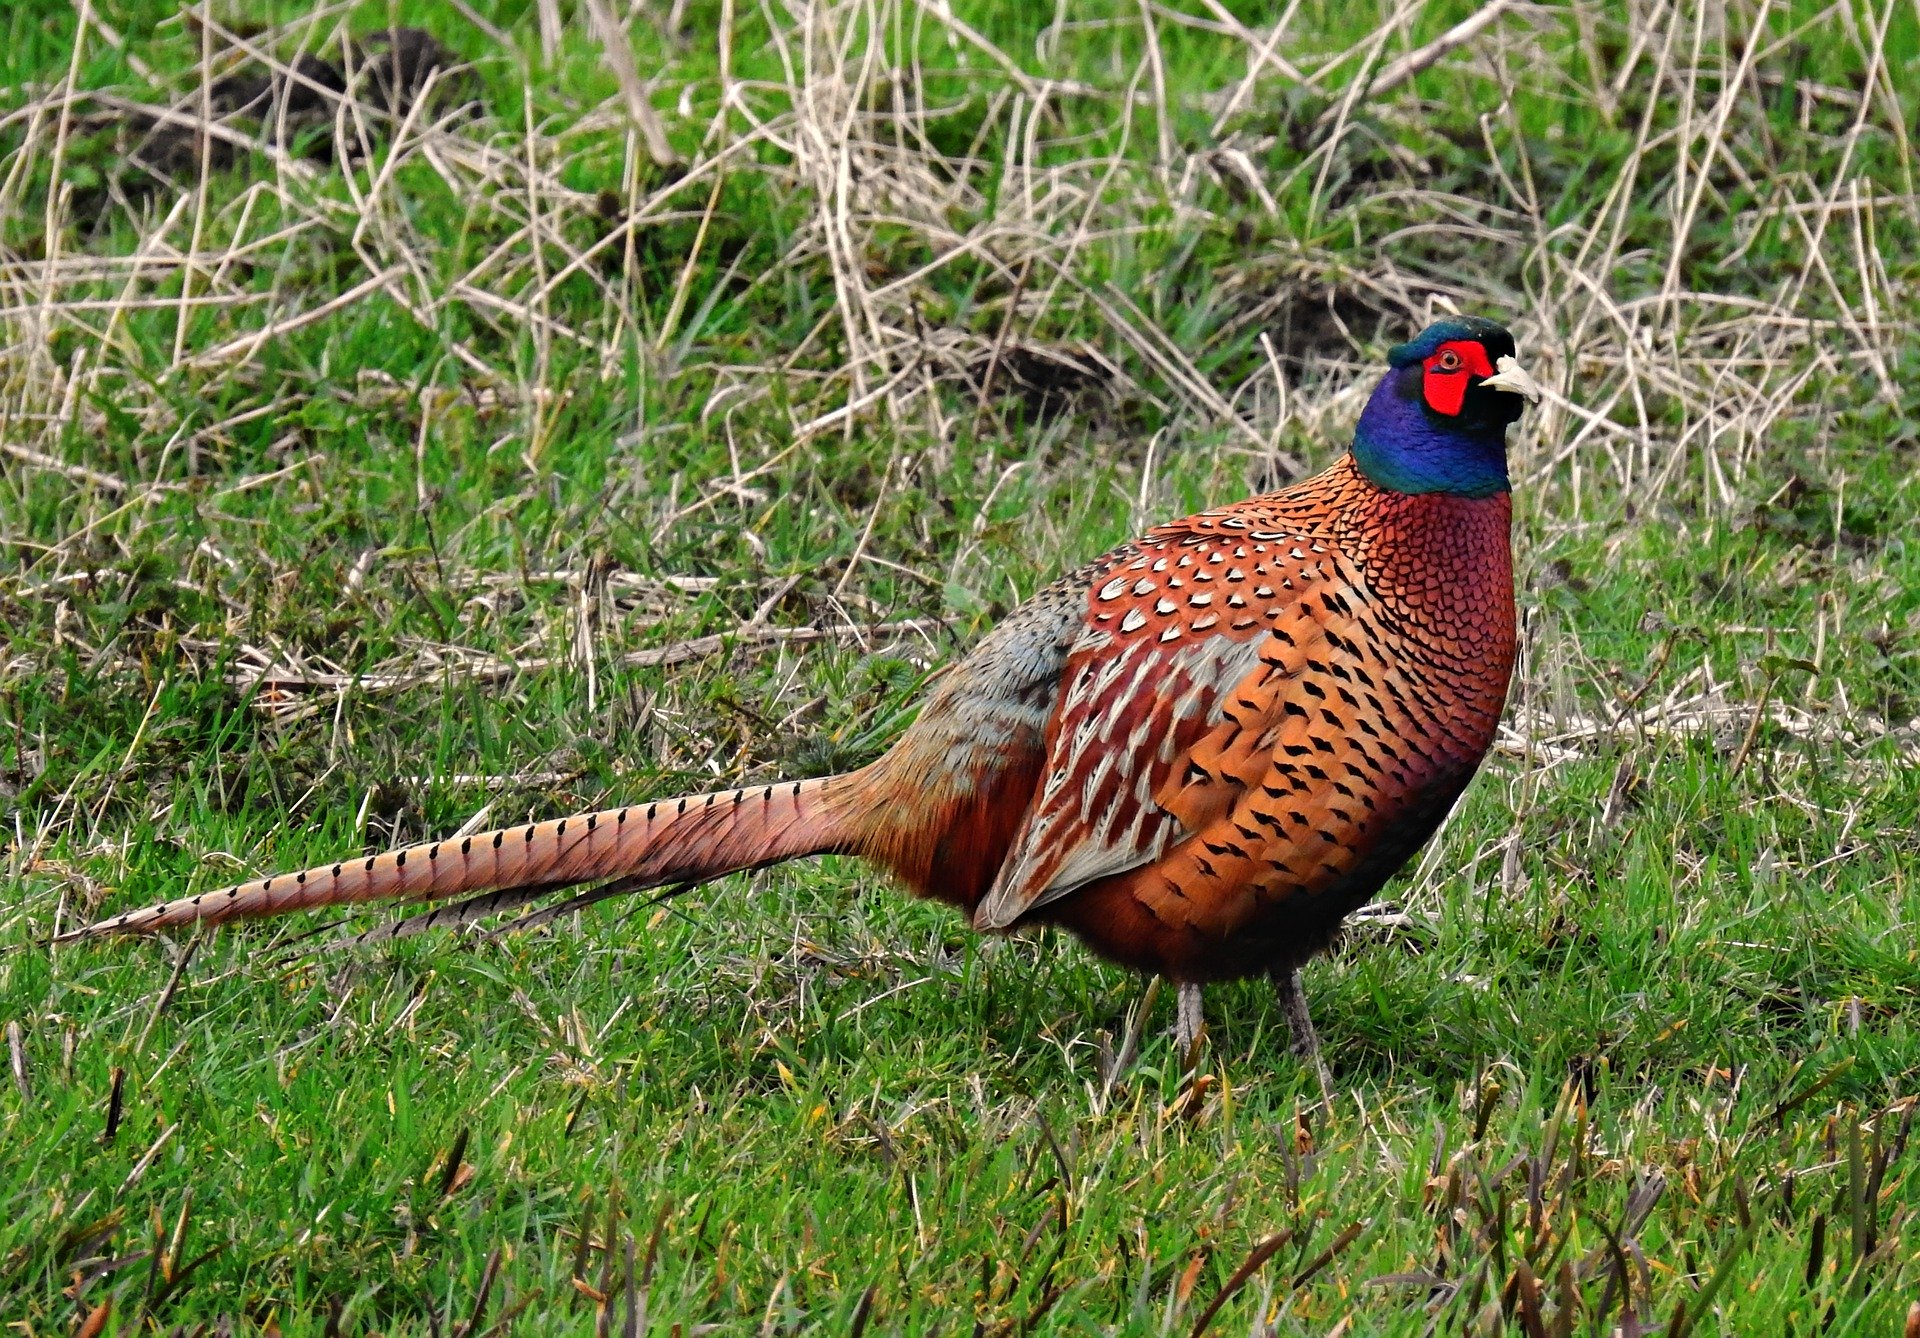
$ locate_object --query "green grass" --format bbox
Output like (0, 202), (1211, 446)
(4, 0), (1920, 1330)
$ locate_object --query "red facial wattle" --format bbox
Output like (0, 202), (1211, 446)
(1421, 340), (1495, 416)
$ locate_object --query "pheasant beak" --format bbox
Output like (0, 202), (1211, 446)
(1479, 355), (1542, 403)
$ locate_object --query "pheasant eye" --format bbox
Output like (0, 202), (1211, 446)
(1435, 350), (1462, 372)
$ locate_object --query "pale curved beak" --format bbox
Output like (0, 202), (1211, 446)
(1480, 355), (1542, 403)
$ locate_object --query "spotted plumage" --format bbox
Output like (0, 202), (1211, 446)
(973, 455), (1517, 988)
(64, 316), (1541, 1073)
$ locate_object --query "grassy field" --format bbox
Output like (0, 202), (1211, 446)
(3, 0), (1920, 1330)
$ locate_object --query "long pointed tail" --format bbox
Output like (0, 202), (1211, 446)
(57, 777), (857, 942)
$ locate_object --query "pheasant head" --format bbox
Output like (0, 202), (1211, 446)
(1350, 316), (1540, 499)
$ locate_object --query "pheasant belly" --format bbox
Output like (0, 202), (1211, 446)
(1041, 763), (1480, 982)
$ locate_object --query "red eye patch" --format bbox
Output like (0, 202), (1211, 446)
(1421, 340), (1495, 416)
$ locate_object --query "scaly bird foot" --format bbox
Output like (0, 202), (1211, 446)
(1275, 967), (1334, 1106)
(1173, 980), (1206, 1072)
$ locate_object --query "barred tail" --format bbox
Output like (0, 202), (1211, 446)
(57, 776), (856, 942)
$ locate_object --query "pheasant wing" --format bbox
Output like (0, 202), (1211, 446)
(972, 513), (1357, 930)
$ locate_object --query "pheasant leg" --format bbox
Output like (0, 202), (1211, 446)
(1275, 968), (1334, 1102)
(1173, 981), (1206, 1067)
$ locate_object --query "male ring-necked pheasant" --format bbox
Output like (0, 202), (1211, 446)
(64, 317), (1540, 1074)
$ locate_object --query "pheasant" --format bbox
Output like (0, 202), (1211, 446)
(62, 316), (1540, 1074)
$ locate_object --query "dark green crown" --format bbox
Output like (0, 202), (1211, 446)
(1387, 316), (1516, 368)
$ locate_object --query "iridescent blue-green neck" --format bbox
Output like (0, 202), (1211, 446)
(1350, 362), (1511, 498)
